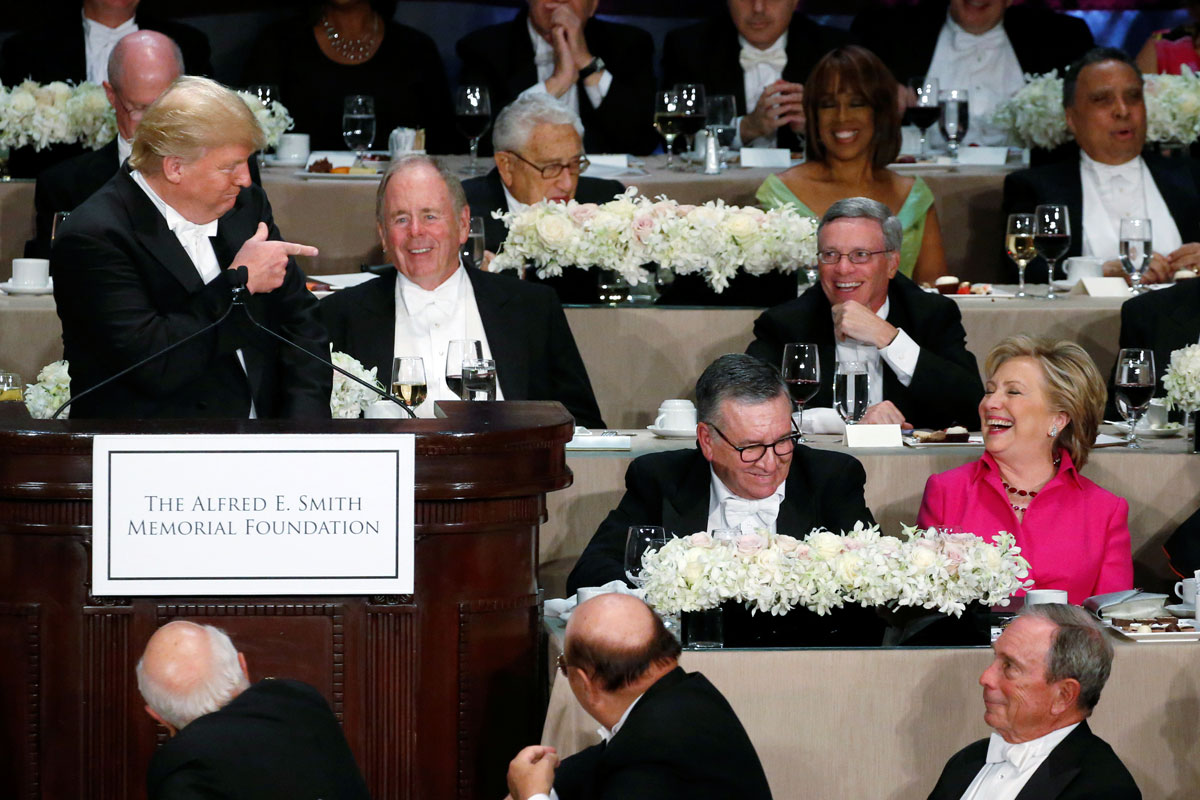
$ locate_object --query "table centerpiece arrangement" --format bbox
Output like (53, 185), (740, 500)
(1163, 343), (1200, 433)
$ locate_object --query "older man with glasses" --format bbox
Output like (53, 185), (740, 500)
(747, 196), (984, 432)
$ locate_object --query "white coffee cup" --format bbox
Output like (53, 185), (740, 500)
(576, 586), (611, 604)
(1065, 256), (1104, 283)
(655, 399), (697, 430)
(1142, 397), (1168, 430)
(363, 399), (404, 419)
(11, 258), (50, 287)
(1025, 589), (1069, 605)
(274, 133), (310, 163)
(1174, 577), (1197, 606)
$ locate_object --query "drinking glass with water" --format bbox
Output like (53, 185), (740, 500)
(834, 361), (869, 425)
(461, 358), (497, 401)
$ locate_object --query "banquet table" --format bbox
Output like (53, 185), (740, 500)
(0, 157), (1012, 282)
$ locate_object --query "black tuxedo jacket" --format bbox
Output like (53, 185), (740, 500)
(746, 274), (984, 430)
(850, 0), (1094, 86)
(318, 269), (605, 428)
(661, 12), (851, 152)
(927, 721), (1141, 800)
(1003, 154), (1200, 282)
(147, 679), (370, 800)
(51, 170), (331, 420)
(1106, 277), (1200, 417)
(1165, 504), (1200, 578)
(554, 667), (772, 800)
(456, 10), (657, 156)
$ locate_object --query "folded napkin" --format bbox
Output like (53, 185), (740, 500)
(798, 407), (846, 435)
(545, 580), (644, 622)
(1084, 590), (1169, 619)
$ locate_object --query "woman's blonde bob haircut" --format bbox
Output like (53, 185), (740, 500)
(130, 76), (266, 173)
(985, 335), (1106, 469)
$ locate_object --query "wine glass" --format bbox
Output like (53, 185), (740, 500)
(455, 85), (491, 176)
(938, 88), (969, 161)
(51, 211), (70, 244)
(834, 361), (869, 425)
(461, 217), (486, 267)
(1114, 348), (1155, 449)
(0, 371), (23, 402)
(1034, 204), (1071, 300)
(1119, 218), (1153, 294)
(246, 84), (278, 109)
(705, 94), (736, 169)
(342, 95), (375, 166)
(674, 83), (707, 170)
(654, 90), (682, 170)
(1005, 213), (1036, 299)
(461, 358), (498, 401)
(445, 339), (482, 399)
(781, 343), (820, 442)
(390, 356), (427, 412)
(624, 525), (667, 589)
(906, 77), (939, 160)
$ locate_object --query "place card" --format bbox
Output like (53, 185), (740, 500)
(955, 146), (1008, 166)
(1072, 277), (1130, 297)
(843, 423), (903, 448)
(585, 154), (629, 169)
(739, 148), (791, 168)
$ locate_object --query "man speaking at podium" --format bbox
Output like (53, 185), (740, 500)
(52, 76), (331, 419)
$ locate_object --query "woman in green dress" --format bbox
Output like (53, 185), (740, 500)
(756, 46), (947, 286)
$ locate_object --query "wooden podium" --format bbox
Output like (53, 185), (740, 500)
(0, 402), (574, 800)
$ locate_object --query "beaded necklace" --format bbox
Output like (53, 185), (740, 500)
(321, 12), (380, 62)
(1000, 456), (1061, 515)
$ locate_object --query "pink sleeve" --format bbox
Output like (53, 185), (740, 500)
(1094, 496), (1135, 595)
(916, 473), (944, 529)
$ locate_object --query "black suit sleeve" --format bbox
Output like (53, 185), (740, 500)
(824, 454), (875, 532)
(745, 308), (787, 368)
(543, 299), (606, 429)
(566, 456), (658, 594)
(906, 302), (984, 429)
(578, 25), (658, 155)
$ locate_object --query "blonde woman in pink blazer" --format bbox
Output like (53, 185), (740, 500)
(917, 336), (1134, 604)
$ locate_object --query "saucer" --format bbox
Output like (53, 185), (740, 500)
(1110, 421), (1184, 439)
(1166, 604), (1196, 618)
(646, 424), (696, 439)
(0, 280), (53, 295)
(264, 154), (307, 167)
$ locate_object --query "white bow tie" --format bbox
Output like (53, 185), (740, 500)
(985, 733), (1037, 770)
(87, 16), (136, 46)
(169, 219), (217, 248)
(723, 494), (782, 529)
(1092, 159), (1141, 190)
(739, 45), (788, 74)
(949, 20), (1006, 52)
(401, 284), (455, 324)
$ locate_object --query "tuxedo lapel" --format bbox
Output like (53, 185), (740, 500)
(478, 170), (510, 253)
(1165, 278), (1200, 345)
(468, 270), (530, 399)
(356, 275), (398, 382)
(506, 11), (540, 102)
(116, 172), (207, 294)
(661, 451), (710, 537)
(1145, 153), (1200, 244)
(1014, 722), (1091, 800)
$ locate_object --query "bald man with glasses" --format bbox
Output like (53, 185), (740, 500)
(747, 197), (984, 432)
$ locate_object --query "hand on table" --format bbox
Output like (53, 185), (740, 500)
(232, 222), (319, 294)
(507, 745), (559, 800)
(832, 300), (899, 350)
(1102, 252), (1173, 285)
(1167, 242), (1200, 276)
(860, 400), (912, 429)
(740, 80), (805, 143)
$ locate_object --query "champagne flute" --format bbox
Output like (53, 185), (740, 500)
(1005, 213), (1036, 299)
(1115, 348), (1155, 449)
(624, 525), (667, 589)
(1119, 217), (1153, 294)
(1034, 204), (1071, 300)
(834, 361), (869, 425)
(342, 94), (375, 166)
(654, 90), (682, 170)
(390, 356), (427, 412)
(781, 343), (820, 442)
(455, 85), (491, 176)
(674, 83), (707, 170)
(445, 339), (482, 399)
(705, 94), (736, 169)
(938, 88), (969, 162)
(906, 77), (939, 160)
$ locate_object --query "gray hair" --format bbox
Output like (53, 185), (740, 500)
(107, 30), (184, 93)
(136, 623), (250, 730)
(1063, 47), (1142, 109)
(818, 197), (903, 253)
(375, 154), (468, 226)
(1019, 604), (1113, 713)
(695, 353), (788, 426)
(492, 93), (584, 153)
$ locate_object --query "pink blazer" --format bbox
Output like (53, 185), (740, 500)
(916, 451), (1133, 605)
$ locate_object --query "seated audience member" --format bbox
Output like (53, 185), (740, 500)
(1165, 506), (1200, 578)
(568, 353), (871, 593)
(1003, 48), (1200, 284)
(320, 155), (605, 428)
(462, 94), (624, 303)
(506, 594), (773, 800)
(757, 46), (947, 284)
(851, 0), (1093, 146)
(660, 0), (849, 152)
(137, 621), (370, 800)
(242, 0), (457, 153)
(918, 336), (1133, 605)
(927, 604), (1141, 800)
(1136, 11), (1200, 75)
(456, 0), (657, 155)
(52, 77), (331, 420)
(746, 197), (982, 431)
(29, 30), (183, 259)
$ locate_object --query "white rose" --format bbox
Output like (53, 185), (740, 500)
(724, 209), (762, 242)
(834, 552), (863, 583)
(10, 90), (36, 114)
(686, 531), (714, 548)
(775, 534), (800, 554)
(808, 530), (844, 560)
(534, 212), (576, 249)
(910, 546), (938, 570)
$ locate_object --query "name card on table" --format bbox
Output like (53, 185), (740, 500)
(740, 148), (792, 168)
(844, 423), (903, 448)
(91, 434), (414, 596)
(1071, 277), (1131, 297)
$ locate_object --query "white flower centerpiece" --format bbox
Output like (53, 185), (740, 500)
(489, 188), (817, 293)
(640, 522), (1031, 619)
(24, 360), (71, 419)
(330, 351), (384, 419)
(1162, 343), (1200, 431)
(235, 90), (294, 149)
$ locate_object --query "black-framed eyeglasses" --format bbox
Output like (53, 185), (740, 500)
(817, 248), (892, 265)
(504, 150), (590, 179)
(556, 653), (569, 676)
(708, 424), (800, 463)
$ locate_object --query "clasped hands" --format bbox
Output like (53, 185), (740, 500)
(230, 222), (319, 294)
(740, 80), (805, 143)
(832, 300), (912, 429)
(544, 5), (598, 97)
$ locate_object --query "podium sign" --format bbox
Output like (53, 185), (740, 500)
(92, 433), (415, 595)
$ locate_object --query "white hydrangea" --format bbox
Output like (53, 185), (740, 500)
(330, 350), (383, 419)
(1163, 343), (1200, 413)
(24, 360), (71, 419)
(235, 90), (294, 149)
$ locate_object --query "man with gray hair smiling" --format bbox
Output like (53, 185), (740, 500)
(137, 620), (370, 799)
(927, 604), (1140, 800)
(747, 196), (983, 432)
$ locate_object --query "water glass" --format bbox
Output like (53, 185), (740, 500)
(461, 358), (497, 401)
(1119, 217), (1153, 293)
(938, 88), (969, 161)
(705, 94), (736, 169)
(462, 217), (486, 267)
(342, 95), (375, 164)
(834, 361), (869, 424)
(624, 525), (667, 588)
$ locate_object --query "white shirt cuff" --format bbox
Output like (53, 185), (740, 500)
(880, 328), (919, 387)
(584, 69), (612, 109)
(797, 407), (845, 435)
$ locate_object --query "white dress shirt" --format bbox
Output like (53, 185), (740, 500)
(392, 263), (503, 418)
(528, 695), (645, 800)
(83, 11), (137, 85)
(733, 33), (788, 150)
(959, 724), (1079, 800)
(1079, 152), (1183, 261)
(129, 169), (256, 418)
(924, 15), (1024, 146)
(521, 19), (612, 121)
(706, 468), (786, 535)
(502, 183), (529, 215)
(117, 136), (132, 168)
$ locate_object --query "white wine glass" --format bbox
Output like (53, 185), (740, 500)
(391, 356), (427, 412)
(1006, 213), (1036, 299)
(654, 90), (682, 170)
(1119, 217), (1153, 294)
(624, 525), (667, 589)
(1115, 348), (1155, 449)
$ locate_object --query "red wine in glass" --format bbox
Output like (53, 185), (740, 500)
(1115, 384), (1154, 415)
(906, 106), (939, 132)
(1033, 234), (1071, 262)
(786, 378), (820, 406)
(455, 114), (490, 141)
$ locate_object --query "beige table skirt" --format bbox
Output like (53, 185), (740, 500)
(541, 627), (1200, 800)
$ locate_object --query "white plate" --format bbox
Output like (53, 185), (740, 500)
(889, 163), (953, 174)
(0, 279), (53, 295)
(646, 425), (696, 439)
(1166, 604), (1196, 618)
(903, 434), (983, 447)
(1106, 620), (1200, 643)
(264, 155), (307, 167)
(1109, 421), (1184, 439)
(293, 170), (382, 181)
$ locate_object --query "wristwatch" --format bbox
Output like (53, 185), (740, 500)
(578, 56), (605, 81)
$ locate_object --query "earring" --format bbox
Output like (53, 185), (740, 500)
(1048, 424), (1059, 438)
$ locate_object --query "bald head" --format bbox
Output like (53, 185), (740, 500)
(564, 594), (680, 693)
(105, 30), (184, 141)
(137, 621), (249, 733)
(568, 593), (659, 649)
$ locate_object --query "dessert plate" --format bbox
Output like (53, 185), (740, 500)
(1166, 604), (1196, 618)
